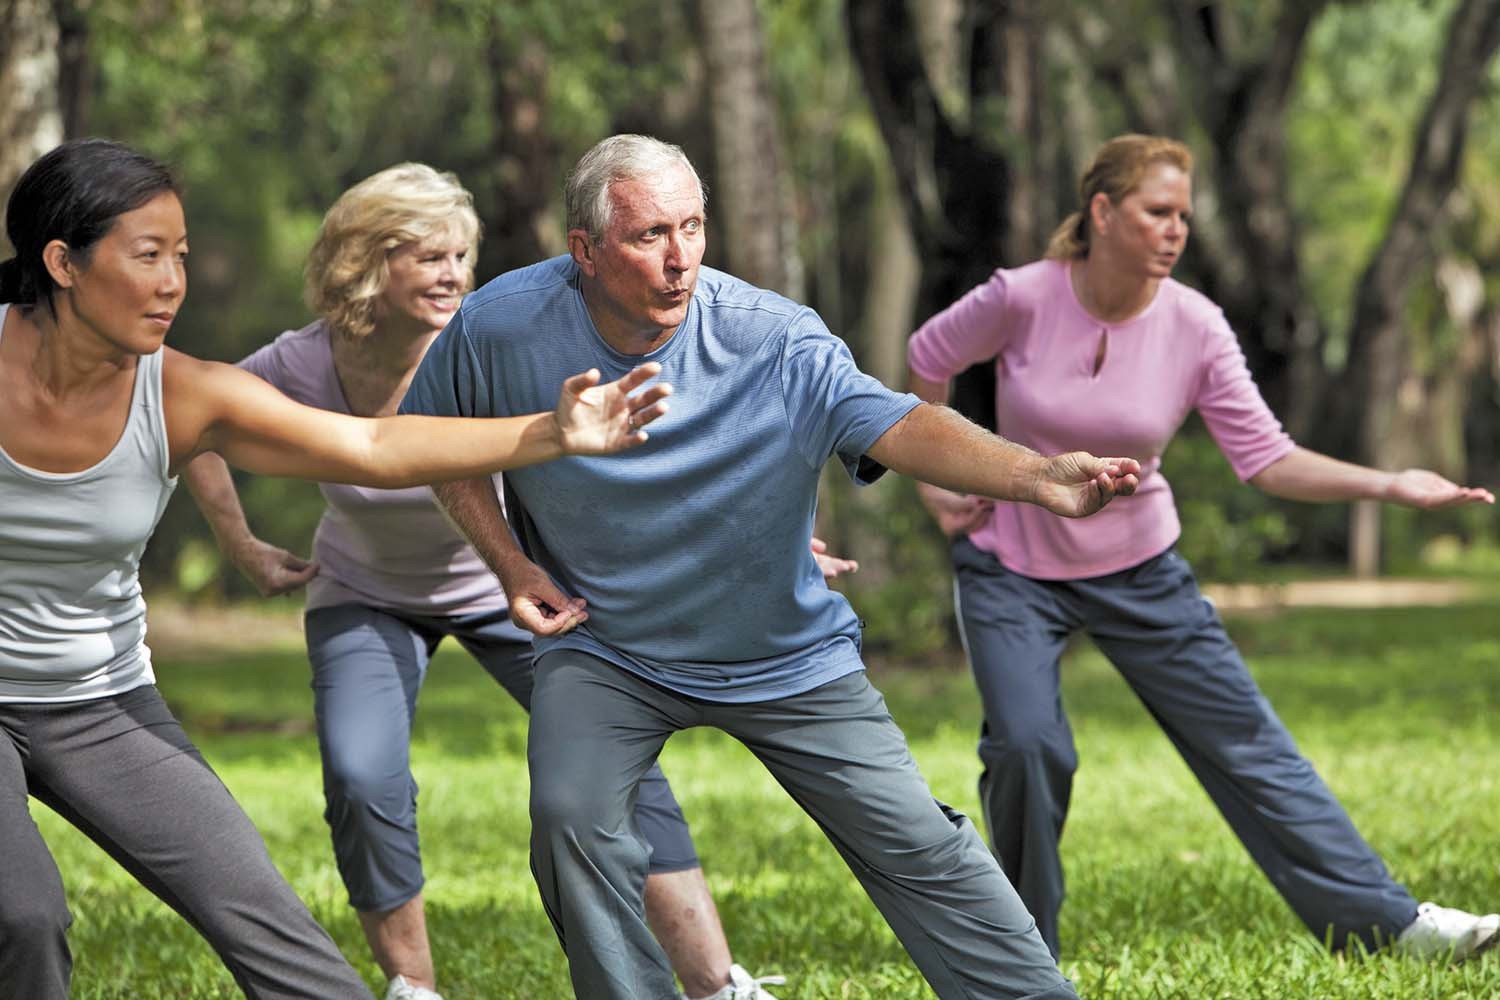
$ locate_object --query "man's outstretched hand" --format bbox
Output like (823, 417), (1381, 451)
(1030, 453), (1141, 518)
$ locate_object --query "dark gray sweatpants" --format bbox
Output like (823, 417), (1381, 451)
(528, 649), (1076, 1000)
(951, 538), (1418, 956)
(0, 684), (374, 999)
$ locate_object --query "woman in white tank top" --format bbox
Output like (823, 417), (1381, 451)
(0, 138), (669, 1000)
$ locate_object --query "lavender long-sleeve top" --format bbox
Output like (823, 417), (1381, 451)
(907, 258), (1294, 580)
(240, 321), (508, 616)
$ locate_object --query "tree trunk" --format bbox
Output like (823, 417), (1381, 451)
(697, 0), (802, 298)
(481, 27), (562, 278)
(1335, 0), (1500, 571)
(847, 0), (1040, 427)
(0, 0), (64, 254)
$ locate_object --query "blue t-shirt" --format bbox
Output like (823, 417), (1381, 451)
(401, 256), (921, 702)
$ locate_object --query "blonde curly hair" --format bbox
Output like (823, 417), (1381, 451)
(1046, 135), (1193, 261)
(305, 163), (481, 339)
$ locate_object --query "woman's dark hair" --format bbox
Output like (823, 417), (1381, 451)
(0, 138), (178, 310)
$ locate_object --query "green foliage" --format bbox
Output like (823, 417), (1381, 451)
(42, 600), (1500, 996)
(1160, 418), (1296, 581)
(58, 0), (1500, 590)
(833, 474), (958, 659)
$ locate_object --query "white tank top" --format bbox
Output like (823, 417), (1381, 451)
(0, 303), (178, 702)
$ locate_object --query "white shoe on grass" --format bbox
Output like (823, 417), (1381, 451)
(1395, 901), (1500, 961)
(686, 963), (787, 999)
(384, 975), (444, 1000)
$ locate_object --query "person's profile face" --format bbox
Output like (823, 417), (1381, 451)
(52, 191), (188, 355)
(1097, 163), (1192, 280)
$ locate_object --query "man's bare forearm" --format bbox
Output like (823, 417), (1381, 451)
(868, 402), (1046, 502)
(432, 477), (529, 583)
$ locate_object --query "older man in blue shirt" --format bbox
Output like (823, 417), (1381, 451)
(402, 134), (1139, 1000)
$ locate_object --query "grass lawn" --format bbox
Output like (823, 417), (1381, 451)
(46, 600), (1500, 998)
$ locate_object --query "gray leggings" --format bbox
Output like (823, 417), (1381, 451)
(305, 603), (700, 913)
(0, 684), (374, 1000)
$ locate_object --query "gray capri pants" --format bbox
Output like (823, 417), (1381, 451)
(951, 537), (1417, 956)
(0, 684), (374, 999)
(305, 603), (700, 913)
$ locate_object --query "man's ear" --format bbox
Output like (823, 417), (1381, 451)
(568, 230), (595, 276)
(41, 240), (77, 289)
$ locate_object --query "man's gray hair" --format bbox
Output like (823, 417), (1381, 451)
(565, 134), (707, 241)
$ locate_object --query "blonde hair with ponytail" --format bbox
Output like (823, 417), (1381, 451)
(1045, 135), (1193, 260)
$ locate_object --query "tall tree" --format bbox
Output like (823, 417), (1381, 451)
(1332, 0), (1500, 571)
(0, 0), (64, 253)
(697, 0), (803, 297)
(846, 0), (1048, 426)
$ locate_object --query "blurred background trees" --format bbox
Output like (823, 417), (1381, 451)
(4, 0), (1499, 653)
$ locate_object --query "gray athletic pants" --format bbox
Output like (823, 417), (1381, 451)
(0, 684), (374, 999)
(951, 538), (1418, 956)
(528, 648), (1076, 1000)
(305, 603), (700, 913)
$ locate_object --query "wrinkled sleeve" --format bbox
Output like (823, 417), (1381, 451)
(907, 269), (1011, 383)
(1196, 314), (1295, 481)
(399, 309), (493, 418)
(236, 338), (288, 391)
(781, 310), (921, 484)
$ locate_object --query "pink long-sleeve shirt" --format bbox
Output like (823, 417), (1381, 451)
(907, 258), (1294, 580)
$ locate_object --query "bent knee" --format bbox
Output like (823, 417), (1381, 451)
(0, 893), (70, 953)
(979, 731), (1077, 773)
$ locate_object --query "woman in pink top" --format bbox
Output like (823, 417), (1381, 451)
(907, 134), (1496, 961)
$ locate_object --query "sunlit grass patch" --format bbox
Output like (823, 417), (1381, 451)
(39, 602), (1500, 997)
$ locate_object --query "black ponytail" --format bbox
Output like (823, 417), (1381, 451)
(0, 256), (21, 303)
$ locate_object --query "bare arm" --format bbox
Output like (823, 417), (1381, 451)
(1250, 445), (1494, 508)
(182, 452), (318, 596)
(907, 372), (995, 536)
(869, 400), (1140, 519)
(163, 351), (671, 486)
(432, 477), (587, 636)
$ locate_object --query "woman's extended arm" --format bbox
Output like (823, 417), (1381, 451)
(163, 351), (670, 486)
(1249, 446), (1494, 509)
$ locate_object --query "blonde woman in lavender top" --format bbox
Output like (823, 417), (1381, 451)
(906, 134), (1497, 962)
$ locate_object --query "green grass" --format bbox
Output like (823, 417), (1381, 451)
(44, 602), (1500, 998)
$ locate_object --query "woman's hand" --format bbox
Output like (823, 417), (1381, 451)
(554, 363), (673, 456)
(230, 537), (319, 597)
(1384, 469), (1495, 509)
(916, 482), (996, 538)
(811, 537), (859, 578)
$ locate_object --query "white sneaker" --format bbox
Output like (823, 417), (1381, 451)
(1395, 901), (1500, 961)
(384, 975), (444, 1000)
(688, 963), (787, 1000)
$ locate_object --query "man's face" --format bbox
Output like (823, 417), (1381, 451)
(571, 162), (706, 351)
